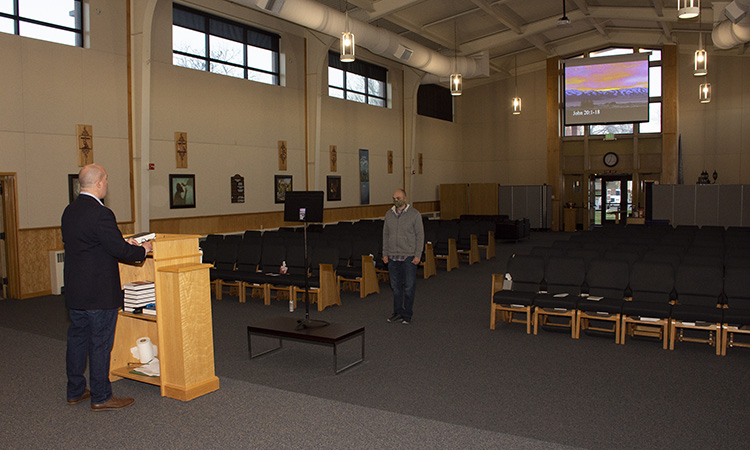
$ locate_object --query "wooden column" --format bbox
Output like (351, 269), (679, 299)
(662, 44), (679, 184)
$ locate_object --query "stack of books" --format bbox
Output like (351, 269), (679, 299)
(123, 281), (156, 316)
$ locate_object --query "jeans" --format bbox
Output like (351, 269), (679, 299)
(388, 259), (418, 319)
(66, 308), (118, 404)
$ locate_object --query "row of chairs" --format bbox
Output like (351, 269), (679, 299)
(203, 217), (499, 308)
(490, 254), (750, 355)
(209, 233), (343, 311)
(529, 243), (749, 273)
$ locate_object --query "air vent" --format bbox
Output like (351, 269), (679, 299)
(256, 0), (285, 14)
(394, 44), (413, 62)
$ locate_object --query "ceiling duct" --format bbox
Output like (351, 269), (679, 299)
(712, 0), (750, 49)
(231, 0), (488, 79)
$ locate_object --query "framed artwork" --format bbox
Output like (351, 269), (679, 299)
(175, 132), (188, 168)
(76, 124), (93, 166)
(274, 174), (293, 203)
(169, 174), (195, 209)
(278, 140), (287, 171)
(327, 175), (341, 201)
(68, 174), (80, 203)
(359, 149), (369, 205)
(330, 145), (337, 172)
(387, 150), (393, 174)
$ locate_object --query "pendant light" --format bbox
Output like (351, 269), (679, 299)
(450, 20), (462, 96)
(512, 56), (521, 115)
(678, 0), (700, 20)
(694, 12), (707, 76)
(340, 1), (355, 63)
(699, 82), (711, 103)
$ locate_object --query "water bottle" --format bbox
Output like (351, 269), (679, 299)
(289, 298), (294, 312)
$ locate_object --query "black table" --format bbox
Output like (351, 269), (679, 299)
(247, 317), (365, 374)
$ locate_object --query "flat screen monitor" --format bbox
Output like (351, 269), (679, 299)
(564, 53), (650, 126)
(283, 191), (324, 223)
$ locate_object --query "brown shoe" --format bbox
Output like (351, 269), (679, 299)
(67, 388), (91, 405)
(91, 396), (135, 411)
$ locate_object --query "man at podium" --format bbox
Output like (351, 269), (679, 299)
(61, 164), (153, 411)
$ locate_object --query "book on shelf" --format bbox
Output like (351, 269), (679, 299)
(124, 298), (155, 308)
(124, 290), (156, 299)
(123, 280), (155, 291)
(130, 232), (156, 244)
(123, 305), (156, 316)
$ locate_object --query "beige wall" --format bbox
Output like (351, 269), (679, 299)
(0, 0), (131, 229)
(459, 69), (548, 186)
(677, 52), (750, 185)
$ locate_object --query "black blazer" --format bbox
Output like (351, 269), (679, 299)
(61, 194), (147, 310)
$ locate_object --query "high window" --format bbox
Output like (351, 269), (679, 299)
(563, 47), (662, 137)
(328, 51), (387, 107)
(0, 0), (83, 47)
(172, 4), (280, 86)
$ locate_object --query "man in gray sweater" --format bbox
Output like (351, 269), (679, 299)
(382, 189), (424, 324)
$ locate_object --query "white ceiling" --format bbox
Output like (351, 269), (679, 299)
(312, 0), (746, 78)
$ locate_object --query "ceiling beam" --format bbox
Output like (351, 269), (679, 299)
(383, 14), (455, 50)
(461, 6), (680, 55)
(347, 0), (375, 13)
(570, 0), (590, 16)
(650, 0), (664, 17)
(660, 21), (673, 41)
(470, 0), (524, 34)
(351, 0), (427, 22)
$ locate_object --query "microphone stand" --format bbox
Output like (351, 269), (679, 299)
(295, 221), (329, 330)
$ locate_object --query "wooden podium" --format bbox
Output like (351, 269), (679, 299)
(110, 234), (220, 401)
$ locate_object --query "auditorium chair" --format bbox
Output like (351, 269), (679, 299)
(490, 254), (545, 334)
(620, 261), (675, 349)
(720, 264), (750, 355)
(576, 258), (629, 343)
(533, 256), (586, 339)
(669, 262), (724, 354)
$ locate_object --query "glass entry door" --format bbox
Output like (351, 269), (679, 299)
(591, 175), (632, 226)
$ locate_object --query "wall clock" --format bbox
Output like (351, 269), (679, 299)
(603, 152), (619, 167)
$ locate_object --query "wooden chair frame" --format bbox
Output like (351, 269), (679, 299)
(477, 231), (496, 260)
(240, 281), (270, 305)
(337, 254), (380, 298)
(490, 273), (534, 334)
(577, 311), (621, 344)
(215, 278), (244, 302)
(419, 242), (437, 279)
(293, 263), (341, 311)
(457, 234), (480, 265)
(620, 312), (670, 349)
(721, 324), (750, 356)
(435, 238), (459, 272)
(534, 306), (579, 339)
(670, 318), (721, 355)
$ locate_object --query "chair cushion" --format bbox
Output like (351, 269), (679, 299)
(577, 297), (624, 314)
(622, 301), (672, 318)
(671, 305), (723, 323)
(533, 293), (579, 310)
(493, 290), (535, 306)
(723, 308), (750, 326)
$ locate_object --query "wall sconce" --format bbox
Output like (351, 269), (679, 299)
(512, 56), (521, 114)
(699, 82), (711, 103)
(678, 0), (700, 19)
(340, 3), (355, 63)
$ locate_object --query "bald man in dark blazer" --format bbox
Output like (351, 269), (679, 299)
(62, 164), (152, 411)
